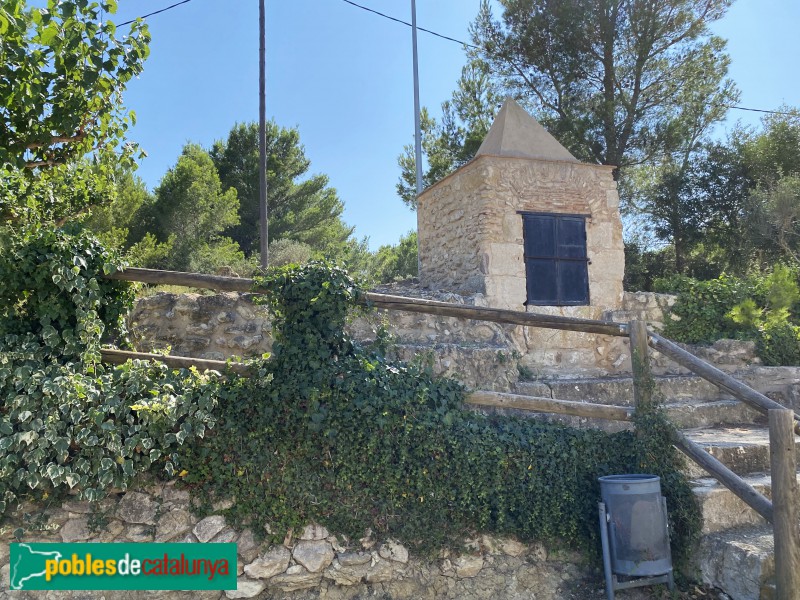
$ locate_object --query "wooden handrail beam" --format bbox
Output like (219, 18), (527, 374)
(674, 431), (774, 523)
(649, 332), (800, 435)
(100, 348), (253, 376)
(466, 390), (634, 422)
(104, 268), (629, 337)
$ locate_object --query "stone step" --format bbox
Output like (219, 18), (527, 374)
(515, 375), (728, 407)
(692, 472), (773, 534)
(468, 406), (632, 434)
(682, 426), (800, 478)
(698, 525), (775, 600)
(471, 401), (761, 434)
(666, 400), (763, 430)
(691, 469), (800, 535)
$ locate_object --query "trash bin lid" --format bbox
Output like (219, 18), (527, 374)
(598, 474), (660, 484)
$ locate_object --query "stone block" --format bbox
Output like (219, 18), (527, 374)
(485, 243), (525, 277)
(379, 540), (409, 564)
(211, 528), (239, 544)
(292, 540), (335, 573)
(324, 560), (370, 586)
(236, 529), (261, 564)
(61, 500), (93, 514)
(269, 568), (322, 592)
(699, 527), (774, 600)
(117, 492), (159, 525)
(155, 509), (192, 542)
(453, 555), (483, 578)
(60, 517), (91, 542)
(193, 515), (227, 543)
(337, 551), (372, 567)
(299, 523), (329, 540)
(244, 546), (290, 580)
(484, 276), (527, 310)
(587, 222), (614, 249)
(126, 524), (155, 542)
(365, 558), (395, 583)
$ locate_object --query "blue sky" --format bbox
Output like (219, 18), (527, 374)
(109, 0), (799, 250)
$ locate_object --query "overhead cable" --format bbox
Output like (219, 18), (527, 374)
(339, 0), (794, 117)
(118, 0), (194, 27)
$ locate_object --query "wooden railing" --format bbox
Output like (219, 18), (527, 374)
(104, 267), (800, 597)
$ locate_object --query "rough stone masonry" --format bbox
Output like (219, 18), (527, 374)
(0, 483), (595, 600)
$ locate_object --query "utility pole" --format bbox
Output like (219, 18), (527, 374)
(411, 0), (422, 197)
(259, 0), (269, 269)
(411, 0), (423, 279)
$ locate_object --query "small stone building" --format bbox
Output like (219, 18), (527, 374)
(417, 98), (625, 313)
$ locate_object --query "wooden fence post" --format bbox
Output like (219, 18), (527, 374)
(629, 320), (653, 415)
(769, 408), (800, 600)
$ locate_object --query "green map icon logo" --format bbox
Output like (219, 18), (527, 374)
(10, 543), (63, 590)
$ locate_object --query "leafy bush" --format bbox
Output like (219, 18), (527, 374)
(180, 261), (699, 561)
(658, 266), (800, 365)
(268, 238), (315, 268)
(658, 274), (757, 344)
(756, 321), (800, 366)
(0, 225), (134, 362)
(0, 227), (216, 513)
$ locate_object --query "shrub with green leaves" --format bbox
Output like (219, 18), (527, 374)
(0, 226), (217, 513)
(658, 266), (800, 365)
(657, 274), (757, 344)
(181, 261), (699, 562)
(756, 321), (800, 366)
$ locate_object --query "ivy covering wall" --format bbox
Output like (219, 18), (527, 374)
(0, 227), (699, 565)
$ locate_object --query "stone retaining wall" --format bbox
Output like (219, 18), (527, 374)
(129, 287), (760, 385)
(0, 485), (595, 600)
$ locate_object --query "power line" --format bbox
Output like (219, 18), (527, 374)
(339, 0), (479, 49)
(339, 0), (792, 118)
(724, 105), (796, 116)
(118, 0), (194, 27)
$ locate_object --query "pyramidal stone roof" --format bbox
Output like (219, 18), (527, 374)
(476, 98), (578, 163)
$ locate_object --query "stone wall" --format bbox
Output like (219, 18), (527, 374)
(0, 486), (596, 600)
(130, 292), (273, 360)
(417, 155), (625, 312)
(130, 288), (520, 391)
(129, 288), (760, 384)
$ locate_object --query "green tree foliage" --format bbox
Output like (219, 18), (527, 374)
(742, 109), (800, 185)
(135, 144), (240, 272)
(749, 176), (800, 266)
(472, 0), (738, 171)
(628, 109), (800, 279)
(210, 122), (353, 256)
(0, 0), (149, 226)
(397, 60), (503, 208)
(0, 0), (149, 171)
(688, 112), (800, 273)
(1, 159), (117, 226)
(623, 241), (675, 293)
(83, 165), (152, 249)
(373, 231), (419, 283)
(633, 138), (752, 275)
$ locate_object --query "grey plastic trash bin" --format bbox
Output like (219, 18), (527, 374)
(597, 474), (673, 600)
